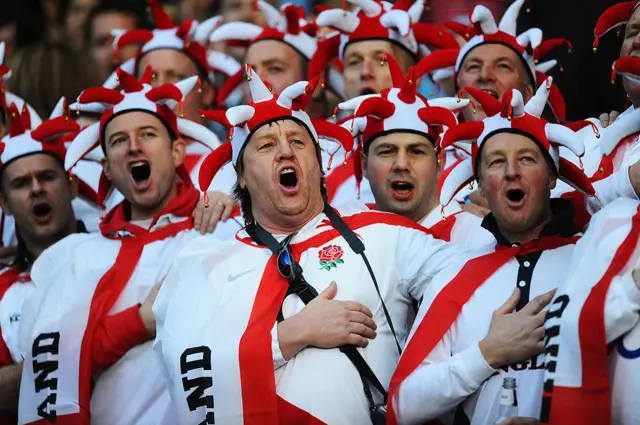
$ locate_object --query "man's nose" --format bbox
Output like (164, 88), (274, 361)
(361, 57), (375, 81)
(275, 138), (294, 160)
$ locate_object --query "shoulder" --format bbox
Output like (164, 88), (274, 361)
(335, 204), (433, 235)
(174, 232), (242, 263)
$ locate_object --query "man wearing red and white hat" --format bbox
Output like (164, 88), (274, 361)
(153, 67), (470, 425)
(18, 70), (218, 425)
(207, 1), (340, 118)
(432, 0), (568, 124)
(387, 84), (598, 425)
(109, 0), (241, 220)
(313, 0), (459, 100)
(339, 54), (494, 246)
(0, 41), (55, 253)
(0, 104), (83, 423)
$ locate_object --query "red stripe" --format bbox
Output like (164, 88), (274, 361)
(277, 396), (327, 425)
(545, 206), (640, 425)
(238, 256), (286, 425)
(428, 213), (461, 242)
(183, 153), (202, 174)
(387, 236), (579, 425)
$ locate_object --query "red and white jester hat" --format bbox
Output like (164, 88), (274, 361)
(336, 54), (468, 194)
(593, 1), (640, 51)
(0, 98), (79, 170)
(198, 65), (355, 191)
(439, 78), (596, 207)
(65, 68), (221, 206)
(309, 0), (459, 83)
(428, 0), (569, 122)
(107, 0), (241, 93)
(208, 1), (346, 101)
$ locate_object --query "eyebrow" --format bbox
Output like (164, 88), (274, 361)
(262, 58), (288, 67)
(9, 168), (57, 183)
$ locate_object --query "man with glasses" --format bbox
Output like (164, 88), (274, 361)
(152, 71), (467, 425)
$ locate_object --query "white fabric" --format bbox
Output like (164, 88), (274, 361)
(395, 238), (578, 425)
(542, 198), (640, 425)
(420, 203), (494, 249)
(0, 269), (33, 363)
(18, 217), (199, 425)
(154, 203), (467, 425)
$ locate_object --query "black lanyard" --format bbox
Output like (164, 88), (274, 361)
(246, 203), (401, 404)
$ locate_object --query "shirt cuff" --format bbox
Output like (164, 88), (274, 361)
(271, 322), (288, 370)
(454, 343), (497, 389)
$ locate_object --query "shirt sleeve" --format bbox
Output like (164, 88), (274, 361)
(394, 280), (496, 424)
(91, 305), (152, 373)
(271, 322), (288, 370)
(604, 271), (640, 343)
(589, 165), (640, 212)
(394, 226), (469, 301)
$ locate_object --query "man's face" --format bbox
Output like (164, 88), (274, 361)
(90, 12), (137, 81)
(244, 40), (306, 99)
(343, 40), (414, 99)
(364, 132), (441, 222)
(0, 154), (77, 247)
(457, 44), (534, 121)
(240, 120), (323, 225)
(478, 132), (556, 237)
(621, 7), (640, 107)
(103, 111), (186, 220)
(138, 49), (215, 123)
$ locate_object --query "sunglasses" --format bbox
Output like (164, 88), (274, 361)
(277, 234), (297, 282)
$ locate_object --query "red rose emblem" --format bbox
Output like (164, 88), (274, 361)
(319, 245), (343, 262)
(318, 245), (344, 271)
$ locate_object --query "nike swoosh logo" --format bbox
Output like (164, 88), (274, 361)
(228, 269), (256, 282)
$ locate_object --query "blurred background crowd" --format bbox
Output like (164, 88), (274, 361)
(0, 0), (628, 124)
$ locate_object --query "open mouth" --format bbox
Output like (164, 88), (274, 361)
(506, 188), (525, 203)
(130, 160), (151, 185)
(481, 89), (499, 99)
(32, 203), (51, 217)
(279, 167), (299, 191)
(390, 181), (414, 199)
(360, 87), (377, 96)
(32, 202), (52, 223)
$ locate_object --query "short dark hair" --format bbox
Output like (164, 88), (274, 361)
(230, 121), (329, 226)
(84, 0), (151, 45)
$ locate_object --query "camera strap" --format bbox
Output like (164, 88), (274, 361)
(246, 203), (398, 405)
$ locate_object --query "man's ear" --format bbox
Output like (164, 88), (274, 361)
(549, 172), (557, 191)
(361, 150), (369, 180)
(101, 157), (112, 181)
(172, 138), (187, 168)
(201, 82), (216, 109)
(68, 174), (79, 199)
(524, 84), (535, 103)
(0, 190), (12, 216)
(435, 148), (445, 179)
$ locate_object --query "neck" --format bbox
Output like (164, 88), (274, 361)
(255, 203), (324, 235)
(130, 183), (178, 222)
(498, 208), (553, 244)
(25, 218), (79, 261)
(415, 197), (440, 224)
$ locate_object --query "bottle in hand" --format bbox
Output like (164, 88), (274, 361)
(496, 377), (518, 423)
